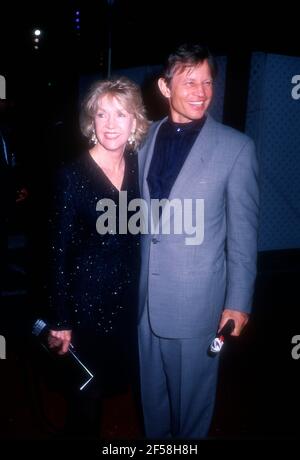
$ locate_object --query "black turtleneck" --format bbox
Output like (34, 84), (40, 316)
(147, 116), (206, 201)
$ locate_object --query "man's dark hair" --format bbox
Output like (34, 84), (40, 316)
(162, 43), (217, 85)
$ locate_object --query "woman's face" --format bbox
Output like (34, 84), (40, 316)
(93, 94), (136, 153)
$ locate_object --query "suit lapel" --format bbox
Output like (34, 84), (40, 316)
(138, 115), (219, 230)
(139, 117), (167, 203)
(169, 114), (218, 199)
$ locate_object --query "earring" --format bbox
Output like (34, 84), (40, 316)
(91, 130), (97, 145)
(128, 132), (136, 146)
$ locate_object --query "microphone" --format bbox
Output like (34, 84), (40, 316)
(32, 319), (94, 391)
(208, 319), (235, 356)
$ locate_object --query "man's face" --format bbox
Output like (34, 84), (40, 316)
(159, 60), (213, 123)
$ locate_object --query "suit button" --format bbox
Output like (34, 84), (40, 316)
(152, 237), (159, 244)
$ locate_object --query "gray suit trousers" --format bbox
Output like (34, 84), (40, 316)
(138, 302), (220, 439)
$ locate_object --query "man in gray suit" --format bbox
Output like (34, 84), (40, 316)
(138, 44), (259, 439)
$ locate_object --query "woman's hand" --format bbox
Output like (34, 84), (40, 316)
(48, 329), (72, 355)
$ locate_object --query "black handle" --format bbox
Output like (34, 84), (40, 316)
(218, 319), (235, 337)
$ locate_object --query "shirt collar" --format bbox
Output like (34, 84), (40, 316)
(166, 115), (206, 134)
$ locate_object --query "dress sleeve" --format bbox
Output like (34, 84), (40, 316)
(46, 167), (76, 330)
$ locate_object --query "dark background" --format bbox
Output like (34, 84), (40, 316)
(1, 0), (299, 106)
(1, 0), (300, 444)
(1, 0), (299, 171)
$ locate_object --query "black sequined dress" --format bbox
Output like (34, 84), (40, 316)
(46, 151), (140, 394)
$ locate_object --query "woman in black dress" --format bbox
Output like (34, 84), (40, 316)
(46, 77), (148, 438)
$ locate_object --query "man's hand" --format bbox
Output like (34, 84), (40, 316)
(48, 329), (72, 355)
(218, 309), (249, 337)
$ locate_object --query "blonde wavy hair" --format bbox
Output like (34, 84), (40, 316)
(80, 76), (149, 149)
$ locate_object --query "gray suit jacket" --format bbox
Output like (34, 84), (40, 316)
(138, 115), (259, 339)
